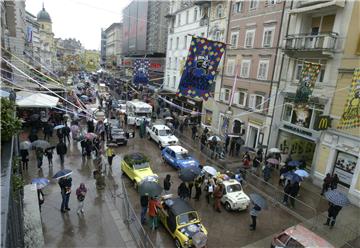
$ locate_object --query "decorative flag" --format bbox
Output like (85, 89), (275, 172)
(27, 26), (33, 43)
(177, 36), (226, 100)
(294, 62), (321, 105)
(337, 68), (360, 129)
(133, 59), (149, 85)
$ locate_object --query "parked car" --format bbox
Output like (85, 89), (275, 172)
(157, 196), (208, 248)
(161, 146), (199, 169)
(120, 153), (158, 189)
(146, 124), (178, 149)
(271, 224), (335, 248)
(220, 179), (250, 211)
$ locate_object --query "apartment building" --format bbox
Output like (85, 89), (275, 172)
(104, 23), (122, 69)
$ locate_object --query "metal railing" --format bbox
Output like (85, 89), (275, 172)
(121, 180), (155, 248)
(285, 32), (338, 51)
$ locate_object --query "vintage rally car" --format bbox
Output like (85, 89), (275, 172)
(120, 153), (158, 188)
(146, 124), (178, 149)
(161, 146), (199, 170)
(158, 196), (208, 248)
(220, 179), (250, 211)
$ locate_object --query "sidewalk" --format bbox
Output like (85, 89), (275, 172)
(20, 128), (136, 248)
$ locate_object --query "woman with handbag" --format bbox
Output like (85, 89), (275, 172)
(76, 183), (87, 215)
(106, 146), (116, 167)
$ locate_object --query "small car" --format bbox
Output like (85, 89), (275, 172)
(146, 124), (178, 149)
(271, 224), (335, 248)
(157, 196), (208, 248)
(161, 146), (199, 169)
(220, 179), (250, 211)
(120, 153), (158, 189)
(109, 128), (128, 146)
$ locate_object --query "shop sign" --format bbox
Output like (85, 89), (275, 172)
(314, 115), (331, 131)
(283, 124), (313, 137)
(333, 152), (357, 188)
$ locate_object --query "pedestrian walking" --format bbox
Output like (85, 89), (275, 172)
(43, 122), (52, 141)
(140, 194), (149, 224)
(85, 139), (93, 158)
(200, 133), (207, 151)
(242, 152), (251, 169)
(28, 130), (38, 143)
(194, 176), (203, 201)
(178, 182), (190, 200)
(289, 181), (300, 208)
(229, 138), (236, 156)
(63, 125), (71, 143)
(249, 202), (262, 231)
(56, 128), (64, 143)
(204, 180), (214, 204)
(324, 202), (342, 228)
(330, 174), (339, 190)
(148, 197), (161, 230)
(263, 163), (272, 182)
(59, 176), (72, 213)
(56, 140), (67, 166)
(106, 146), (115, 167)
(76, 183), (87, 215)
(37, 189), (44, 211)
(321, 173), (332, 195)
(163, 174), (172, 194)
(235, 140), (241, 157)
(191, 125), (197, 140)
(252, 150), (263, 175)
(225, 134), (230, 153)
(282, 180), (292, 206)
(279, 164), (288, 186)
(45, 147), (54, 167)
(188, 181), (194, 198)
(20, 149), (29, 170)
(36, 147), (44, 169)
(213, 183), (223, 213)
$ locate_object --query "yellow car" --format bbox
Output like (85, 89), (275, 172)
(120, 153), (158, 189)
(157, 196), (208, 248)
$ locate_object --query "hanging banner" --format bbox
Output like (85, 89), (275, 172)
(133, 59), (149, 85)
(337, 67), (360, 129)
(294, 62), (321, 105)
(177, 36), (225, 100)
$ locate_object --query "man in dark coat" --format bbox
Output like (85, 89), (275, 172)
(289, 181), (300, 208)
(63, 124), (71, 143)
(59, 176), (72, 213)
(324, 202), (342, 228)
(56, 141), (67, 166)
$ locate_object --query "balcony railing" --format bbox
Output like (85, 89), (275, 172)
(285, 32), (338, 52)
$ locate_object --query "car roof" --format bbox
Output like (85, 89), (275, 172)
(166, 198), (195, 216)
(284, 225), (335, 247)
(153, 124), (170, 130)
(167, 145), (188, 154)
(222, 179), (240, 186)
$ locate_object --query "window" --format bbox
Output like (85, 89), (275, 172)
(263, 27), (274, 48)
(177, 14), (181, 26)
(267, 0), (277, 5)
(194, 8), (198, 21)
(221, 88), (231, 103)
(174, 57), (178, 69)
(234, 91), (247, 107)
(186, 10), (189, 24)
(168, 58), (171, 69)
(249, 0), (259, 10)
(169, 38), (173, 50)
(216, 4), (224, 18)
(214, 31), (221, 41)
(172, 76), (176, 87)
(230, 32), (239, 48)
(184, 36), (187, 49)
(249, 94), (264, 111)
(282, 104), (293, 122)
(240, 59), (251, 78)
(257, 60), (269, 80)
(226, 59), (235, 75)
(167, 75), (170, 86)
(233, 1), (243, 13)
(245, 29), (255, 48)
(176, 37), (179, 49)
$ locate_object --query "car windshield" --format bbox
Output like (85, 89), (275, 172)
(177, 212), (198, 225)
(226, 184), (242, 193)
(158, 129), (172, 136)
(135, 113), (151, 117)
(176, 153), (191, 160)
(133, 162), (150, 170)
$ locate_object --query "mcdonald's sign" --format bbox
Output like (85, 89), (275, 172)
(314, 115), (331, 131)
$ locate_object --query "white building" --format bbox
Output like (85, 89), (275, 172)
(25, 11), (41, 66)
(104, 23), (122, 68)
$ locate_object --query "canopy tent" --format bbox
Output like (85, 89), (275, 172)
(16, 92), (59, 108)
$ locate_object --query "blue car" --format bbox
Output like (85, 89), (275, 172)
(161, 145), (199, 169)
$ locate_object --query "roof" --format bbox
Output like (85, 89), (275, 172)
(16, 92), (59, 108)
(284, 225), (334, 247)
(104, 23), (123, 33)
(167, 145), (188, 154)
(37, 6), (52, 22)
(166, 198), (194, 216)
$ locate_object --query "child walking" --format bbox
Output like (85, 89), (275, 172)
(76, 183), (87, 215)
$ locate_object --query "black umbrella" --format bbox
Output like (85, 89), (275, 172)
(324, 190), (350, 207)
(249, 193), (268, 209)
(240, 146), (256, 152)
(179, 166), (201, 182)
(139, 180), (162, 197)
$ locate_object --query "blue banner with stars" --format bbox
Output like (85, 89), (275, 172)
(177, 36), (225, 100)
(133, 59), (150, 85)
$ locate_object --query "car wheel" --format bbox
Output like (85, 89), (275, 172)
(225, 202), (232, 211)
(147, 133), (151, 140)
(174, 239), (182, 248)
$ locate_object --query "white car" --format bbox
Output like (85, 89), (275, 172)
(220, 179), (250, 211)
(146, 124), (178, 149)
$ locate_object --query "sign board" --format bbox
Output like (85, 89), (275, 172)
(314, 115), (331, 131)
(333, 152), (357, 188)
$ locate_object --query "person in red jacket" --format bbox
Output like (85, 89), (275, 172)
(148, 197), (162, 230)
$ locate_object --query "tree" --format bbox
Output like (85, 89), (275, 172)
(1, 98), (21, 142)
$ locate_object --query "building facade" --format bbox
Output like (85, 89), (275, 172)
(25, 11), (41, 67)
(100, 28), (106, 66)
(104, 23), (122, 69)
(55, 38), (83, 74)
(268, 0), (359, 204)
(210, 0), (287, 150)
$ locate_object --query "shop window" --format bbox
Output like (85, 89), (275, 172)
(204, 109), (212, 125)
(334, 152), (357, 188)
(282, 104), (293, 122)
(291, 107), (313, 128)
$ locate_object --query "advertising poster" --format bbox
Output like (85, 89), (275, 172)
(333, 152), (357, 187)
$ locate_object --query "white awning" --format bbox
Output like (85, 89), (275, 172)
(289, 0), (345, 14)
(16, 93), (59, 108)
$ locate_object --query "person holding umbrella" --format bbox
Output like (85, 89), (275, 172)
(45, 147), (55, 167)
(324, 202), (342, 228)
(20, 148), (29, 170)
(289, 181), (300, 208)
(56, 140), (67, 166)
(148, 197), (162, 230)
(323, 190), (349, 228)
(178, 182), (190, 200)
(249, 202), (262, 231)
(58, 175), (72, 213)
(321, 173), (332, 195)
(140, 193), (149, 224)
(163, 174), (172, 194)
(35, 147), (44, 170)
(63, 124), (71, 144)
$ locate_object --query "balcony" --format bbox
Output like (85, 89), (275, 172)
(284, 32), (338, 58)
(200, 18), (209, 27)
(194, 0), (211, 7)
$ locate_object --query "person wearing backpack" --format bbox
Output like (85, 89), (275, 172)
(76, 183), (87, 215)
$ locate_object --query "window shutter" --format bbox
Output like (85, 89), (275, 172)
(233, 92), (239, 105)
(249, 94), (255, 109)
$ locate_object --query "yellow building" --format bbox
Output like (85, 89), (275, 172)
(82, 50), (100, 72)
(315, 1), (360, 206)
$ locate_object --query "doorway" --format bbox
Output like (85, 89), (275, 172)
(247, 125), (259, 148)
